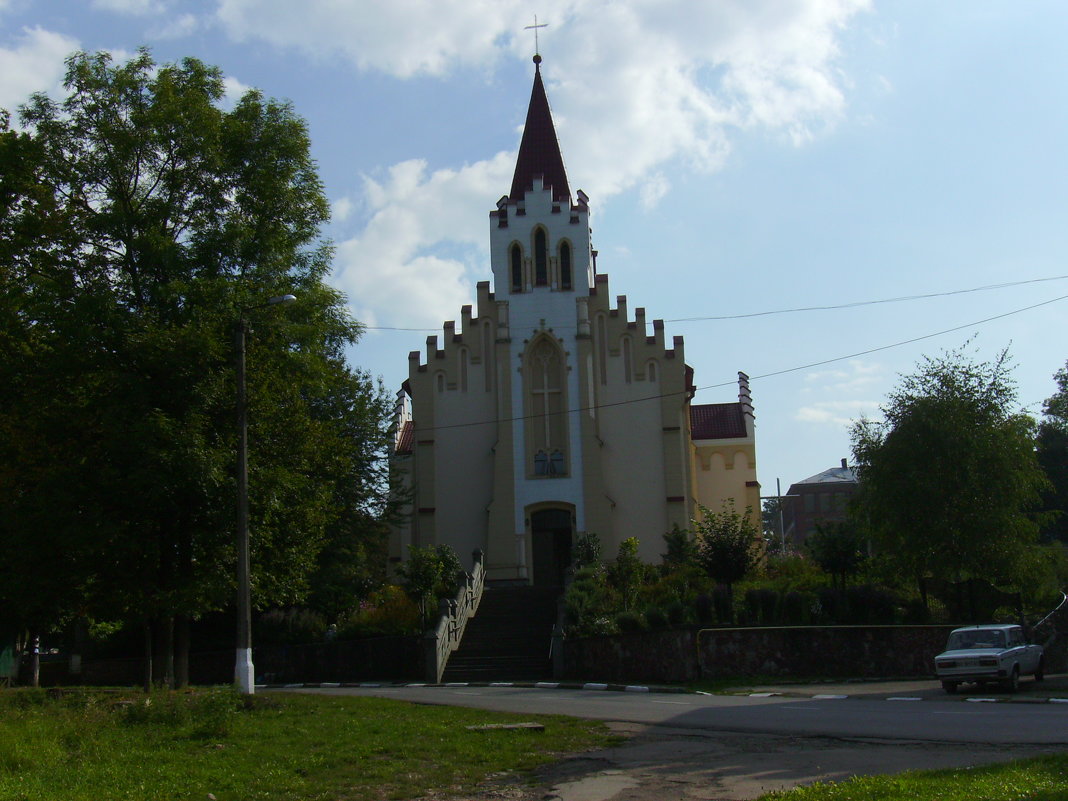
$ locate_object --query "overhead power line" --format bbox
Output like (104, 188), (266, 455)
(362, 274), (1068, 332)
(401, 293), (1068, 435)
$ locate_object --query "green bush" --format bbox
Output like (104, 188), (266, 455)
(337, 584), (421, 639)
(615, 611), (644, 633)
(664, 599), (689, 626)
(255, 608), (327, 645)
(643, 606), (668, 630)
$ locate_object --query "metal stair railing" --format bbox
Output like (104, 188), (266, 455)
(424, 549), (485, 683)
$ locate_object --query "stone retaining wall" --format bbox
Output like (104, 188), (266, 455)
(563, 625), (962, 683)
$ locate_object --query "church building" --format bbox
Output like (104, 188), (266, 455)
(390, 56), (759, 585)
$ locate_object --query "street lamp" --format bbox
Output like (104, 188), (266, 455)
(235, 293), (296, 695)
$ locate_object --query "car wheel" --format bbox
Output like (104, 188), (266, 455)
(1036, 658), (1045, 682)
(941, 680), (958, 694)
(1002, 665), (1020, 693)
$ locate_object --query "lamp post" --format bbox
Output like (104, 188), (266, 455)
(235, 293), (296, 695)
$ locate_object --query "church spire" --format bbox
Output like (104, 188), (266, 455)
(509, 55), (571, 204)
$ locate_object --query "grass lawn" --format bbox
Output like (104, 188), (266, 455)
(0, 687), (616, 800)
(758, 753), (1068, 800)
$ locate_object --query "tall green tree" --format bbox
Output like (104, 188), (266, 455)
(851, 347), (1048, 601)
(692, 501), (761, 623)
(805, 520), (867, 590)
(1036, 361), (1068, 544)
(0, 50), (392, 680)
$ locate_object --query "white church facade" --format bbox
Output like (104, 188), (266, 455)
(390, 57), (759, 585)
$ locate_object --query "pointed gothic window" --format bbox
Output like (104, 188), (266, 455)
(525, 337), (567, 476)
(559, 241), (572, 290)
(511, 243), (523, 293)
(622, 336), (633, 384)
(534, 228), (548, 286)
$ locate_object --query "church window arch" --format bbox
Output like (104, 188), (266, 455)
(482, 320), (494, 392)
(533, 227), (548, 286)
(510, 243), (523, 293)
(524, 335), (568, 476)
(435, 371), (445, 393)
(596, 314), (608, 385)
(459, 347), (469, 392)
(621, 336), (633, 384)
(559, 241), (572, 290)
(647, 359), (658, 383)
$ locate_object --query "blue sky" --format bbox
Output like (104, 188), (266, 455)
(3, 1), (1066, 497)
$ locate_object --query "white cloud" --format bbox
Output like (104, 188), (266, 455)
(803, 359), (883, 394)
(215, 0), (525, 78)
(221, 75), (251, 108)
(0, 27), (79, 114)
(795, 399), (880, 427)
(92, 0), (165, 15)
(234, 0), (872, 333)
(332, 153), (514, 329)
(151, 12), (200, 38)
(332, 196), (354, 223)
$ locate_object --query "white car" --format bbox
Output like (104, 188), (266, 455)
(934, 624), (1044, 693)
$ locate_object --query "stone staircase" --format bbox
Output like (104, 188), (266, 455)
(440, 586), (560, 682)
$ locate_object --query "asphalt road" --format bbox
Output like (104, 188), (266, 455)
(288, 678), (1068, 745)
(281, 680), (1068, 800)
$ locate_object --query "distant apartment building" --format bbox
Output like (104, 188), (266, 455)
(783, 458), (859, 548)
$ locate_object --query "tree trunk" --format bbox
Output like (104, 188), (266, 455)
(142, 620), (153, 693)
(30, 634), (40, 688)
(174, 615), (189, 689)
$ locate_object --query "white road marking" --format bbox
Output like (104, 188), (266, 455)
(887, 697), (922, 701)
(812, 694), (848, 700)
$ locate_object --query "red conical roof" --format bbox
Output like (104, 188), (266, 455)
(509, 57), (570, 204)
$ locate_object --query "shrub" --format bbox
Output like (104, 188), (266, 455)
(664, 599), (689, 627)
(643, 606), (668, 630)
(337, 585), (421, 639)
(255, 608), (327, 645)
(712, 585), (733, 624)
(573, 531), (602, 569)
(844, 584), (899, 624)
(694, 594), (714, 625)
(745, 588), (779, 625)
(781, 590), (811, 625)
(615, 611), (644, 633)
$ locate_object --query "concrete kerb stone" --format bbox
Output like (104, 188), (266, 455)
(259, 680), (688, 694)
(259, 681), (1068, 704)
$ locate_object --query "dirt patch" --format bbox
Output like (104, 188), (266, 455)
(459, 722), (1062, 801)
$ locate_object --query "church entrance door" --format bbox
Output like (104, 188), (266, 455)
(530, 508), (572, 588)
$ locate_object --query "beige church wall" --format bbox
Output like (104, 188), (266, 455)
(693, 442), (761, 532)
(583, 276), (694, 564)
(428, 388), (497, 561)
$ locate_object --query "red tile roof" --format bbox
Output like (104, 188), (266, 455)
(509, 59), (570, 204)
(395, 420), (414, 455)
(690, 403), (747, 440)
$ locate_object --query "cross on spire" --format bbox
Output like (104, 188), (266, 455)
(525, 15), (548, 56)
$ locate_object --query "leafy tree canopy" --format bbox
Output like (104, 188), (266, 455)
(1037, 361), (1068, 543)
(0, 49), (392, 643)
(851, 346), (1048, 593)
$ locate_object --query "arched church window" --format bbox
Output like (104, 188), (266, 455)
(647, 359), (658, 383)
(622, 336), (633, 384)
(482, 321), (494, 392)
(525, 337), (567, 476)
(511, 243), (523, 293)
(559, 242), (572, 290)
(596, 315), (608, 385)
(459, 347), (469, 392)
(436, 372), (445, 393)
(534, 228), (548, 286)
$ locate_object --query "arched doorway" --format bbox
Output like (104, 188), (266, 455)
(530, 508), (573, 588)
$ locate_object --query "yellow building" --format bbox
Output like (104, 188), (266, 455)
(391, 57), (759, 584)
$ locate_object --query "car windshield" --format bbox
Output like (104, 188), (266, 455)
(946, 629), (1006, 650)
